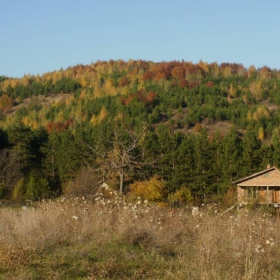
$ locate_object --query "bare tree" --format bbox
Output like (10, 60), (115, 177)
(84, 126), (152, 194)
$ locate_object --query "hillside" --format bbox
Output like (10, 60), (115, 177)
(1, 60), (280, 203)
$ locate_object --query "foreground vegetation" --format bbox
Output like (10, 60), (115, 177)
(0, 189), (280, 279)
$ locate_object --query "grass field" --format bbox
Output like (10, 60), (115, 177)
(0, 192), (280, 279)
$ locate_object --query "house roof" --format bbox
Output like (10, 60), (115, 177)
(233, 166), (280, 187)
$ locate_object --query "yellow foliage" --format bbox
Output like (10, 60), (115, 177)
(105, 79), (113, 91)
(258, 126), (264, 140)
(1, 79), (18, 91)
(94, 85), (103, 98)
(168, 187), (193, 206)
(54, 110), (65, 123)
(65, 95), (74, 106)
(22, 116), (29, 126)
(249, 81), (263, 100)
(211, 62), (220, 78)
(222, 186), (237, 206)
(222, 66), (232, 78)
(259, 67), (272, 80)
(198, 60), (209, 73)
(138, 81), (145, 91)
(52, 70), (64, 84)
(80, 76), (88, 88)
(21, 74), (31, 87)
(90, 107), (108, 125)
(252, 105), (270, 121)
(193, 123), (202, 133)
(247, 111), (252, 121)
(228, 84), (236, 98)
(12, 178), (25, 201)
(115, 112), (123, 121)
(0, 94), (14, 114)
(248, 65), (256, 78)
(79, 89), (87, 100)
(128, 176), (166, 202)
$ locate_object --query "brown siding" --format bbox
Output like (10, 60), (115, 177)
(237, 186), (245, 203)
(237, 169), (280, 187)
(274, 190), (280, 203)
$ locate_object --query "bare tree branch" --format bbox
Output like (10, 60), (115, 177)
(81, 125), (155, 193)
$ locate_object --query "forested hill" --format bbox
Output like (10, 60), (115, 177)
(1, 60), (280, 204)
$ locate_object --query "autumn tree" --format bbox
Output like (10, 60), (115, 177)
(85, 124), (151, 193)
(0, 94), (14, 114)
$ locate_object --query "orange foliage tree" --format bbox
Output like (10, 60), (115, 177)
(0, 94), (14, 114)
(128, 175), (166, 202)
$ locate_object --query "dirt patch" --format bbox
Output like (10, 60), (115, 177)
(261, 100), (279, 112)
(9, 94), (73, 114)
(183, 119), (244, 137)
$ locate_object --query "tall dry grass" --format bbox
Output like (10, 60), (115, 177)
(0, 192), (280, 279)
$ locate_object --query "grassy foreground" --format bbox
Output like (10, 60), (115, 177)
(0, 192), (280, 279)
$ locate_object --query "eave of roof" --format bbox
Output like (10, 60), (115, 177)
(232, 166), (278, 185)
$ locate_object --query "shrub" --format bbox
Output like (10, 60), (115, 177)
(168, 186), (193, 206)
(63, 167), (100, 197)
(128, 176), (166, 202)
(12, 178), (26, 201)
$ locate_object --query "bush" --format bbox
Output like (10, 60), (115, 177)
(168, 187), (193, 206)
(12, 178), (25, 201)
(128, 176), (166, 202)
(63, 167), (100, 197)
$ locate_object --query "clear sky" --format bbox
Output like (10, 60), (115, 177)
(1, 0), (280, 78)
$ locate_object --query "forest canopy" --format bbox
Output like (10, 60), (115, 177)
(1, 60), (280, 204)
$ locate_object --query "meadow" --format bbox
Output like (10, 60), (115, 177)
(0, 190), (280, 279)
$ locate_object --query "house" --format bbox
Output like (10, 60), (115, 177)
(233, 165), (280, 205)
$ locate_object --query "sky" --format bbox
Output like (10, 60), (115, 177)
(1, 0), (280, 78)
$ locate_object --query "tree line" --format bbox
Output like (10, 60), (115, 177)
(0, 60), (280, 203)
(1, 119), (279, 203)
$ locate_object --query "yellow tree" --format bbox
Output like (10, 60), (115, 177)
(0, 94), (14, 114)
(128, 176), (165, 202)
(247, 65), (256, 78)
(258, 126), (264, 140)
(250, 81), (263, 100)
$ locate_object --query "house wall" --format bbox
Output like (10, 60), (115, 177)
(237, 186), (245, 203)
(237, 169), (280, 187)
(237, 186), (276, 204)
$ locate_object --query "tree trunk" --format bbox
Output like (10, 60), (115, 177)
(119, 169), (124, 194)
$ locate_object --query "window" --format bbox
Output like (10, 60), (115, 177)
(247, 187), (257, 199)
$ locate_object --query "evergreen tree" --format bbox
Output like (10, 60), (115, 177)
(242, 128), (261, 174)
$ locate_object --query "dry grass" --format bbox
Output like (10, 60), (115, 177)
(0, 192), (280, 279)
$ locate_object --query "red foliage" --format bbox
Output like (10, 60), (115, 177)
(142, 71), (154, 81)
(220, 63), (244, 74)
(146, 91), (157, 104)
(72, 64), (96, 77)
(119, 77), (130, 87)
(120, 95), (133, 106)
(179, 79), (188, 88)
(141, 61), (208, 83)
(171, 66), (185, 80)
(45, 119), (73, 133)
(120, 90), (158, 106)
(186, 81), (200, 89)
(209, 132), (224, 143)
(206, 81), (215, 88)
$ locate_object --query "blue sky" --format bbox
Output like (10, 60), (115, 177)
(1, 0), (280, 78)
